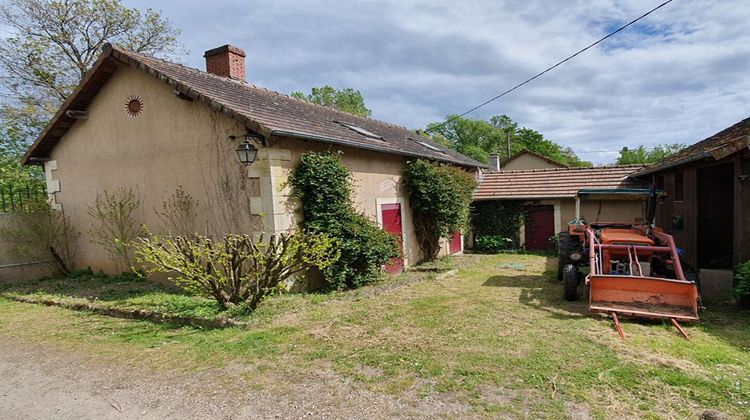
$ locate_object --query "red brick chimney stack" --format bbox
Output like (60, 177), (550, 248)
(203, 45), (246, 81)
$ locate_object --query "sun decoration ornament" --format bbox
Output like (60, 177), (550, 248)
(125, 95), (144, 117)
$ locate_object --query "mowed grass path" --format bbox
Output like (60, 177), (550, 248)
(0, 254), (748, 418)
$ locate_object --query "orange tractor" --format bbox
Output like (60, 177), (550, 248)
(557, 187), (701, 339)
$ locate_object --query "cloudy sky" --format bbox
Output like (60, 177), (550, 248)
(127, 0), (749, 163)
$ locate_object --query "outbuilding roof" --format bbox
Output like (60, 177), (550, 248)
(633, 116), (750, 177)
(24, 44), (484, 168)
(474, 165), (647, 200)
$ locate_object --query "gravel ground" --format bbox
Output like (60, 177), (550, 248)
(0, 338), (473, 419)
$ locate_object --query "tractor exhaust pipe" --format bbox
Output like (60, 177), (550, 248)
(645, 183), (657, 229)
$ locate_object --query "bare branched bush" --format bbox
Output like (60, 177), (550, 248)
(87, 187), (142, 270)
(2, 200), (79, 274)
(155, 186), (198, 236)
(134, 232), (340, 311)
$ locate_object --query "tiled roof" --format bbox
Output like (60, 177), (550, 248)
(24, 44), (484, 168)
(474, 165), (647, 200)
(634, 117), (750, 177)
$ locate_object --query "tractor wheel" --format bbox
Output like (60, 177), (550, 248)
(557, 232), (579, 281)
(563, 264), (579, 301)
(581, 278), (590, 302)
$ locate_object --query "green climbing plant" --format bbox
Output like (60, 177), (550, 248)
(402, 159), (477, 261)
(288, 152), (398, 289)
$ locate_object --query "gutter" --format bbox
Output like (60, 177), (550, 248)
(270, 129), (488, 169)
(472, 195), (571, 201)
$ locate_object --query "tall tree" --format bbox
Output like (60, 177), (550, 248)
(291, 85), (372, 117)
(617, 144), (686, 165)
(0, 0), (183, 185)
(0, 0), (183, 139)
(426, 115), (590, 167)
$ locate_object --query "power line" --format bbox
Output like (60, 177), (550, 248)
(576, 149), (622, 153)
(426, 0), (676, 133)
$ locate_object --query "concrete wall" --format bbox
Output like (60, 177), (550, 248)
(503, 153), (566, 171)
(46, 62), (457, 273)
(0, 213), (57, 283)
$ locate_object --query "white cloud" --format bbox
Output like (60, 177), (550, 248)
(123, 0), (750, 163)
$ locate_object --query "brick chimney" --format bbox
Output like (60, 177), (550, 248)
(488, 154), (502, 172)
(203, 45), (246, 81)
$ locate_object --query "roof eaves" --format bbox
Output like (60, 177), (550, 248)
(473, 194), (573, 201)
(632, 151), (712, 177)
(633, 130), (750, 178)
(23, 44), (118, 164)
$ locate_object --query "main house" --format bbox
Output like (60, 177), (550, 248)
(23, 44), (484, 273)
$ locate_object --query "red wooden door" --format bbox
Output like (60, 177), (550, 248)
(381, 203), (404, 274)
(450, 231), (462, 254)
(524, 205), (555, 251)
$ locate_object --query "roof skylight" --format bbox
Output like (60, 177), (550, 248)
(334, 121), (383, 140)
(415, 140), (446, 154)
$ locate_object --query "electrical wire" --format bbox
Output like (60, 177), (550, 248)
(425, 0), (676, 133)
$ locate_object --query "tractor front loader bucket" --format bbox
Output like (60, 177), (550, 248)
(588, 275), (700, 321)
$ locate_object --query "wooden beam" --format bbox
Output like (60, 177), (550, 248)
(65, 110), (89, 120)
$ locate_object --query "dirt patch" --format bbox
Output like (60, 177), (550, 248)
(0, 337), (474, 419)
(565, 401), (593, 420)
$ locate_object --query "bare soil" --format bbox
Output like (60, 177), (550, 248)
(0, 338), (472, 419)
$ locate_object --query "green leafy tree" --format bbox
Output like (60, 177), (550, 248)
(402, 159), (477, 261)
(291, 85), (372, 117)
(426, 114), (590, 166)
(0, 121), (43, 190)
(0, 0), (184, 185)
(617, 144), (686, 165)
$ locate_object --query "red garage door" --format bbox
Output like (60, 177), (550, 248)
(524, 205), (554, 251)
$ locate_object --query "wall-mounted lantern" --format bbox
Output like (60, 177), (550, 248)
(230, 131), (265, 166)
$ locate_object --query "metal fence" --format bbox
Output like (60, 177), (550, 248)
(0, 184), (47, 212)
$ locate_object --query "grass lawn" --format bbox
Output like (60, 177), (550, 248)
(0, 254), (748, 418)
(0, 271), (236, 322)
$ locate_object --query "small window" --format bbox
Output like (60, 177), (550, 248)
(674, 171), (684, 202)
(334, 121), (382, 139)
(410, 138), (446, 154)
(416, 141), (445, 153)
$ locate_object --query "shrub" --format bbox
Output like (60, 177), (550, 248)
(402, 159), (477, 261)
(1, 199), (79, 274)
(155, 185), (198, 237)
(135, 231), (339, 311)
(87, 187), (142, 270)
(734, 261), (750, 308)
(474, 235), (514, 253)
(288, 152), (399, 289)
(471, 200), (527, 247)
